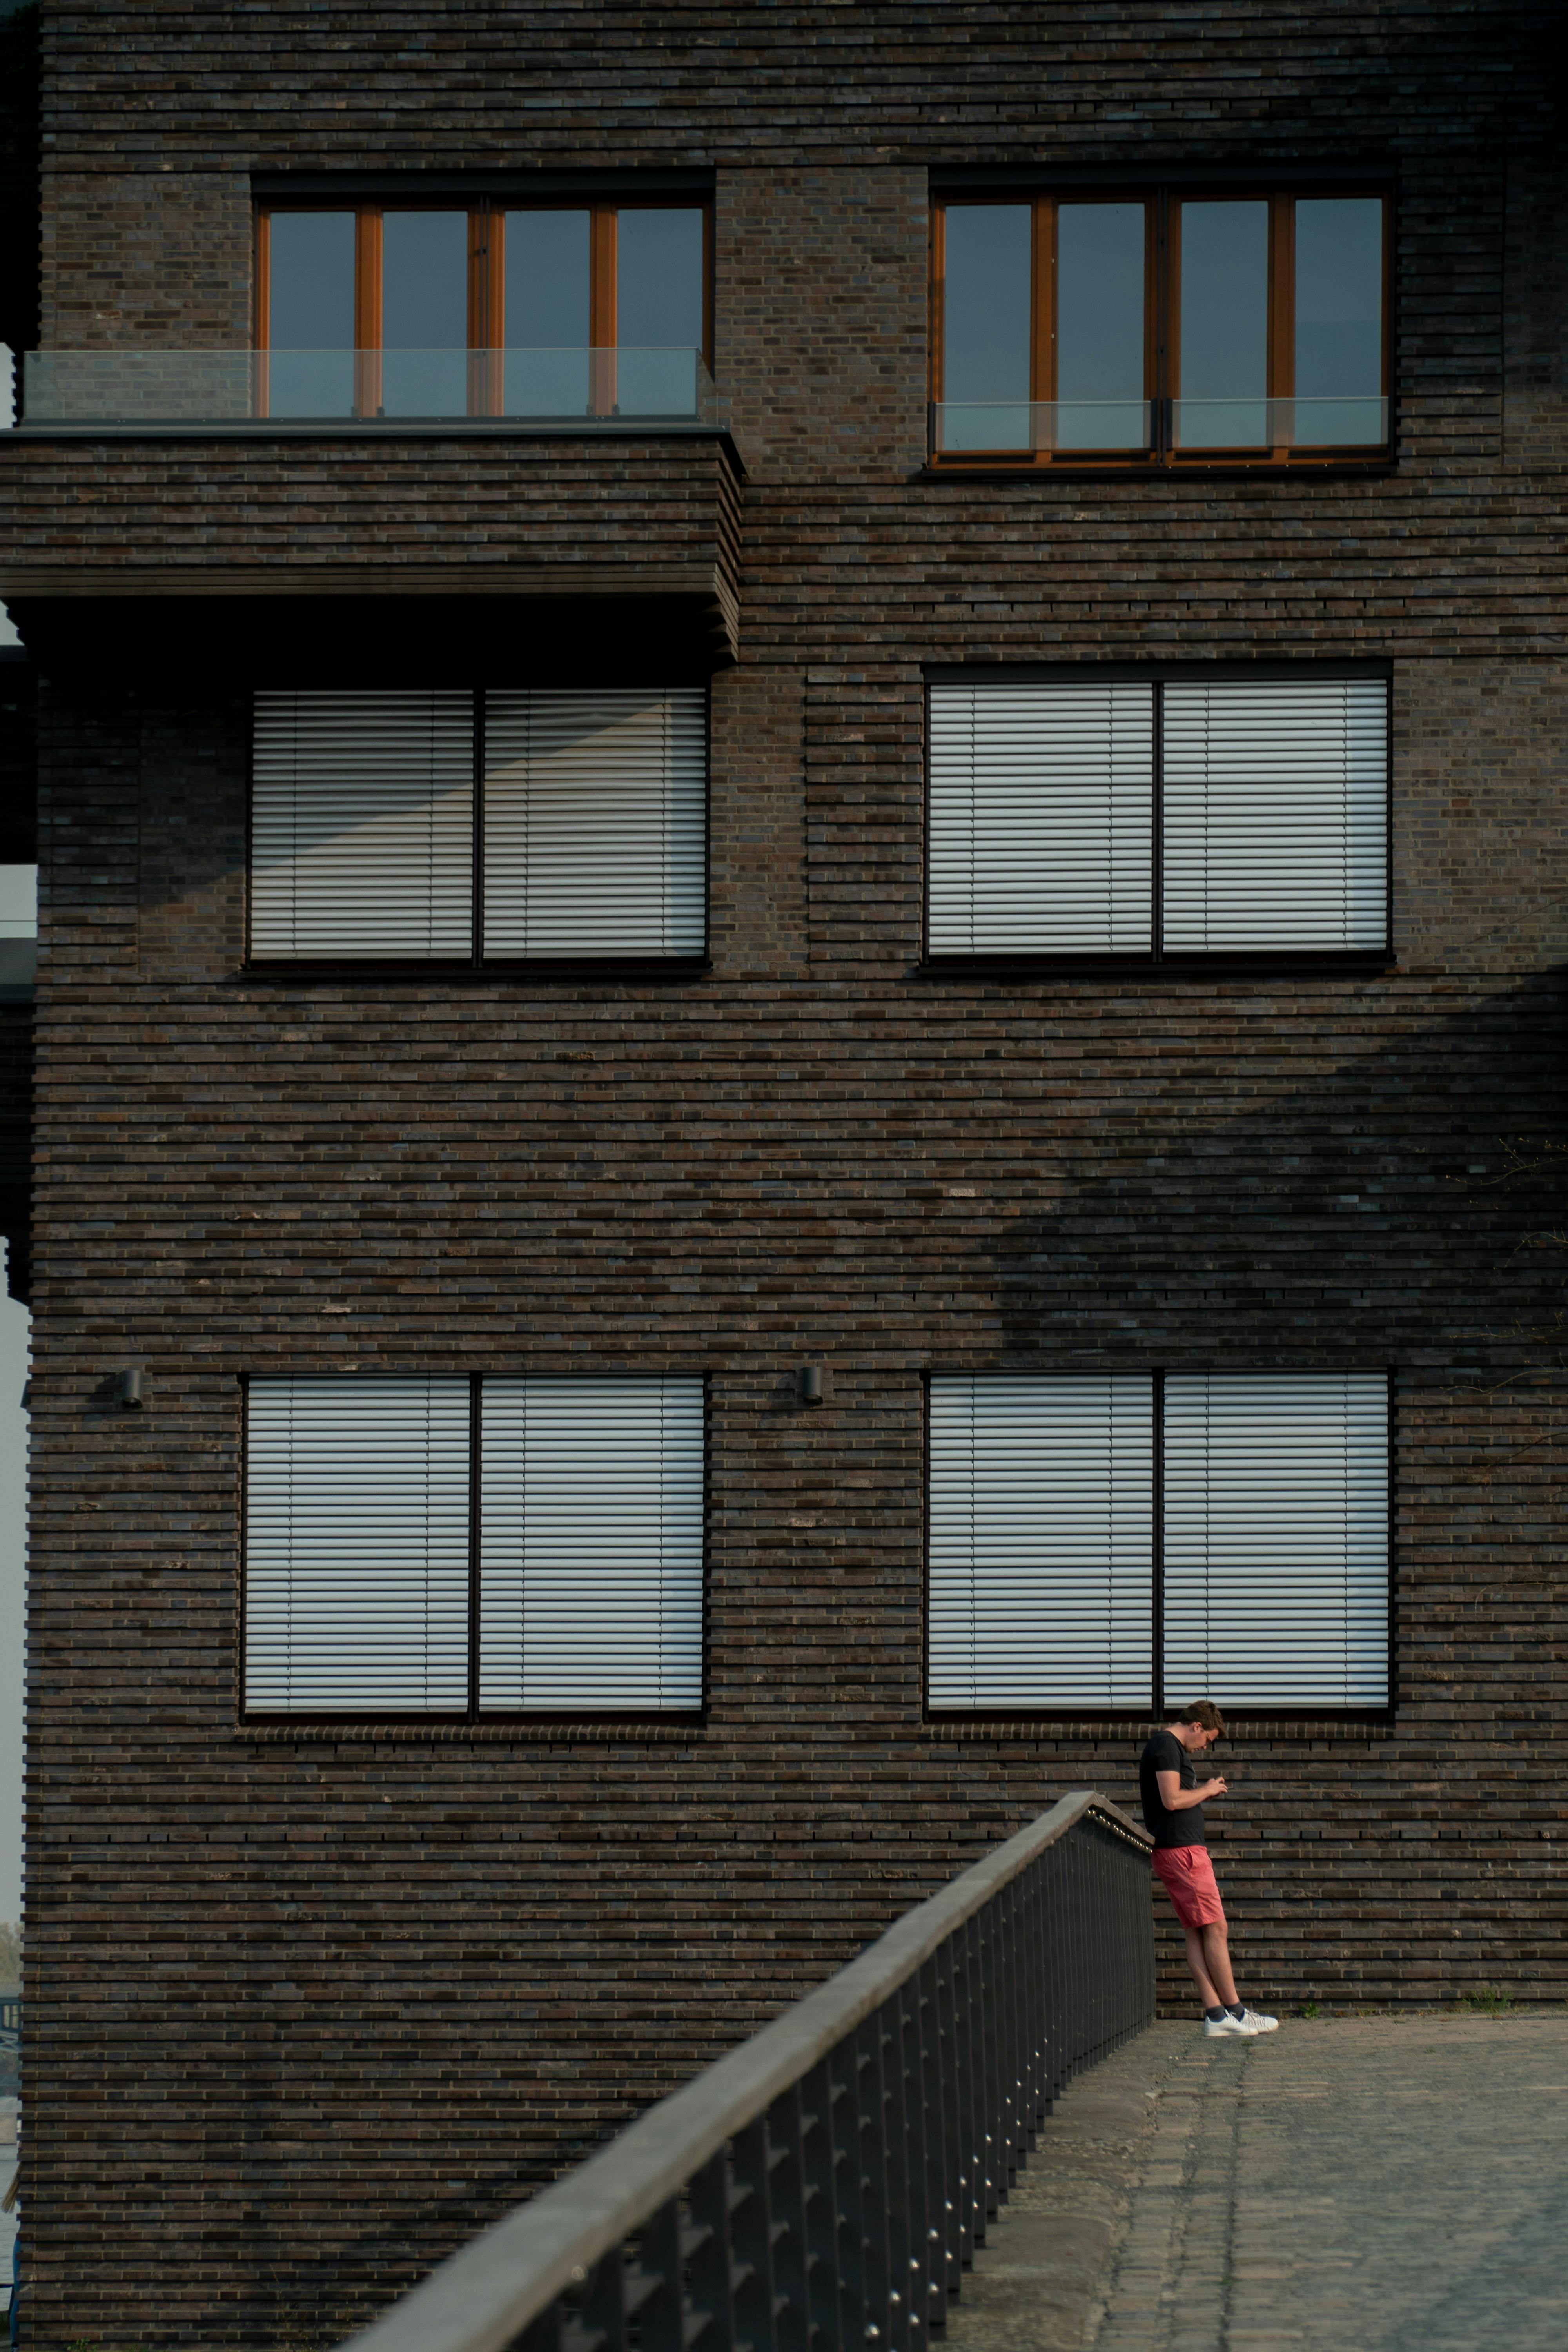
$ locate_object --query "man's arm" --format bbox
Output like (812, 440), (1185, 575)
(1156, 1769), (1226, 1811)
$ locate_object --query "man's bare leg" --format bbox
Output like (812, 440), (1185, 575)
(1183, 1920), (1238, 2011)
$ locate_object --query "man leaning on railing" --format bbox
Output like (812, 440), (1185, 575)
(1140, 1701), (1279, 2039)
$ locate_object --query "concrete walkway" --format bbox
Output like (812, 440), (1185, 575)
(942, 2013), (1568, 2352)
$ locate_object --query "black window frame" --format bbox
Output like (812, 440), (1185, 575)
(242, 681), (714, 980)
(237, 1371), (711, 1728)
(920, 659), (1394, 976)
(921, 1368), (1398, 1727)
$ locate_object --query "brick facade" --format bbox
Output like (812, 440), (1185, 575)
(10, 2), (1568, 2344)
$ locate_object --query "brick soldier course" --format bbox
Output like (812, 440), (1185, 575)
(3, 2), (1566, 2343)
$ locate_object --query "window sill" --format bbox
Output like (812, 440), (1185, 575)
(917, 952), (1394, 979)
(241, 955), (713, 983)
(925, 1710), (1397, 1736)
(922, 454), (1396, 483)
(239, 1712), (709, 1741)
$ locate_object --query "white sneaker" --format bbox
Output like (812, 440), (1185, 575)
(1203, 2011), (1259, 2037)
(1236, 2008), (1279, 2033)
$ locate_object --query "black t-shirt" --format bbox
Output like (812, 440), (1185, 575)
(1139, 1729), (1207, 1850)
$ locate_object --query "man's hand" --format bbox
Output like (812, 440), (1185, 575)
(1156, 1769), (1227, 1810)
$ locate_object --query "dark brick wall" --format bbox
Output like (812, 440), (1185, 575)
(21, 651), (1568, 2345)
(15, 0), (1568, 2344)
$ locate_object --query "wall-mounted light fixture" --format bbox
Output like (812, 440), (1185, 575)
(117, 1367), (144, 1410)
(800, 1365), (828, 1406)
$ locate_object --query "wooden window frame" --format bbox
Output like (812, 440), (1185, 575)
(254, 197), (713, 420)
(930, 185), (1391, 473)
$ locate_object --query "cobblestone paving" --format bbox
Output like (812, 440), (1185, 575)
(943, 2013), (1568, 2352)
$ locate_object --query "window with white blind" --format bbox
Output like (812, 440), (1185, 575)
(249, 687), (707, 962)
(927, 1371), (1390, 1713)
(1162, 1375), (1390, 1706)
(478, 1379), (704, 1710)
(928, 1376), (1154, 1709)
(926, 673), (1388, 958)
(243, 1375), (705, 1717)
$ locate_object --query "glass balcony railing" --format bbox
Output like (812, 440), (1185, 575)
(931, 394), (1388, 457)
(1172, 396), (1389, 450)
(17, 349), (722, 427)
(932, 399), (1154, 455)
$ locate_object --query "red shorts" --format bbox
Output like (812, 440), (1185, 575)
(1152, 1844), (1226, 1929)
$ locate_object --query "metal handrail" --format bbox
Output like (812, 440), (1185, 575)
(337, 1790), (1154, 2352)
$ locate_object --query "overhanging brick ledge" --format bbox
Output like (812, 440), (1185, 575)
(0, 560), (741, 658)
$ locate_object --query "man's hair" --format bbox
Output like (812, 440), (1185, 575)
(1165, 1700), (1226, 1735)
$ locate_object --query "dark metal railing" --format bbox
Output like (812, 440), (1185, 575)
(337, 1791), (1154, 2352)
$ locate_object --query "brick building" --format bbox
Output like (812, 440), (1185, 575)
(2, 1), (1566, 2342)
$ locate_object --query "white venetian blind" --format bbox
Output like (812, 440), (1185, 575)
(477, 1378), (704, 1710)
(928, 1376), (1155, 1709)
(482, 688), (707, 957)
(1161, 679), (1388, 950)
(251, 691), (475, 958)
(927, 681), (1154, 953)
(1162, 1374), (1390, 1706)
(244, 1379), (472, 1713)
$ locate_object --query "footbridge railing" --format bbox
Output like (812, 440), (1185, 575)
(339, 1791), (1154, 2352)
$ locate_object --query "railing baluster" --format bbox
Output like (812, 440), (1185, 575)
(1044, 1838), (1067, 2106)
(902, 1966), (940, 2333)
(514, 2303), (564, 2352)
(767, 2086), (811, 2352)
(931, 1936), (964, 2312)
(953, 1911), (984, 2251)
(800, 2058), (841, 2352)
(878, 1985), (916, 2348)
(888, 1985), (926, 2333)
(577, 2247), (626, 2352)
(829, 2031), (866, 2351)
(731, 2116), (779, 2352)
(977, 1889), (1002, 2225)
(1019, 1857), (1046, 2140)
(686, 2149), (737, 2352)
(633, 2198), (686, 2352)
(1001, 1875), (1025, 2183)
(856, 2006), (899, 2352)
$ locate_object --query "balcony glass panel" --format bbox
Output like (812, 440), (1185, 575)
(20, 350), (720, 426)
(941, 204), (1032, 451)
(1057, 203), (1147, 449)
(931, 399), (1153, 456)
(1171, 396), (1389, 450)
(1178, 200), (1270, 446)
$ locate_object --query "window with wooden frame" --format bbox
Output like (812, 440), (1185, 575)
(255, 199), (711, 420)
(927, 1372), (1392, 1718)
(931, 188), (1389, 467)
